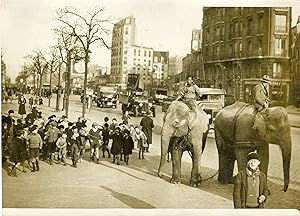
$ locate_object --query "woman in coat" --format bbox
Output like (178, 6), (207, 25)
(110, 127), (123, 165)
(122, 129), (134, 165)
(18, 95), (27, 118)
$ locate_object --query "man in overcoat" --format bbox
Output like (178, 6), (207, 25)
(252, 75), (270, 131)
(140, 113), (154, 153)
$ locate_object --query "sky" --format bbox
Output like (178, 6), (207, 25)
(1, 0), (300, 82)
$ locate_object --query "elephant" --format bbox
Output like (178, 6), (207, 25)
(157, 101), (209, 187)
(214, 101), (291, 192)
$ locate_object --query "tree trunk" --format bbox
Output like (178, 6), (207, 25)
(65, 52), (71, 117)
(82, 53), (88, 118)
(39, 73), (43, 97)
(56, 64), (61, 112)
(33, 74), (36, 95)
(48, 70), (53, 107)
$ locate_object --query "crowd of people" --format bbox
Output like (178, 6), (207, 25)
(2, 103), (154, 177)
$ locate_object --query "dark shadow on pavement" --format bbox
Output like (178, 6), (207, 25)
(101, 186), (155, 208)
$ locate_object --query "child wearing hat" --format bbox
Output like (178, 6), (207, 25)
(69, 126), (80, 168)
(88, 122), (102, 164)
(44, 121), (60, 165)
(26, 125), (43, 172)
(110, 127), (123, 165)
(122, 129), (134, 165)
(9, 130), (28, 176)
(56, 133), (68, 166)
(101, 123), (111, 158)
(233, 151), (268, 208)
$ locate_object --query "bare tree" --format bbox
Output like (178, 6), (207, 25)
(25, 50), (48, 96)
(56, 6), (110, 117)
(54, 26), (84, 115)
(42, 46), (61, 107)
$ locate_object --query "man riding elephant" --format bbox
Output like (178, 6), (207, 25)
(252, 75), (271, 132)
(176, 76), (202, 112)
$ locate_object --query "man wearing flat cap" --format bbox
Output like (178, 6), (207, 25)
(252, 75), (271, 131)
(233, 151), (268, 208)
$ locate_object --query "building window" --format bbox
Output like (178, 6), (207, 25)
(125, 27), (128, 35)
(124, 40), (128, 44)
(273, 62), (282, 78)
(123, 57), (127, 65)
(138, 50), (140, 56)
(258, 15), (264, 33)
(239, 42), (243, 56)
(275, 15), (287, 33)
(144, 50), (147, 56)
(247, 18), (253, 36)
(134, 49), (136, 55)
(274, 38), (286, 56)
(148, 60), (151, 66)
(124, 49), (127, 55)
(248, 40), (252, 56)
(149, 51), (151, 57)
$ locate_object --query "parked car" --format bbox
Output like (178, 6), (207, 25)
(95, 86), (118, 108)
(127, 93), (155, 117)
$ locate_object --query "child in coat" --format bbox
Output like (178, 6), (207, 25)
(110, 127), (123, 165)
(56, 133), (68, 166)
(122, 130), (134, 165)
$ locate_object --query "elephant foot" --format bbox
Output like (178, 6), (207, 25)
(157, 168), (164, 178)
(170, 177), (181, 184)
(190, 174), (202, 187)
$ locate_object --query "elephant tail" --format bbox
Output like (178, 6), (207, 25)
(202, 129), (209, 153)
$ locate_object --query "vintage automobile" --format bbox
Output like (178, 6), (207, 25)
(120, 91), (155, 117)
(96, 86), (118, 108)
(162, 88), (226, 125)
(154, 88), (168, 105)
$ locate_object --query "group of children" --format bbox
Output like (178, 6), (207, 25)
(2, 107), (150, 177)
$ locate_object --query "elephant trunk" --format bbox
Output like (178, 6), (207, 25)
(158, 126), (173, 178)
(280, 135), (292, 192)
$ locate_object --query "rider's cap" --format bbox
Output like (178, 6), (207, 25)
(247, 152), (260, 161)
(261, 75), (271, 84)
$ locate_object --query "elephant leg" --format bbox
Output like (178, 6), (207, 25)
(257, 142), (271, 195)
(257, 142), (269, 177)
(190, 132), (202, 187)
(215, 128), (231, 183)
(224, 149), (235, 184)
(170, 148), (183, 184)
(158, 128), (173, 178)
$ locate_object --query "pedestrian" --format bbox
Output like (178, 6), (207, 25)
(69, 126), (80, 168)
(7, 88), (13, 104)
(101, 123), (111, 158)
(18, 94), (27, 119)
(109, 118), (118, 134)
(233, 152), (268, 208)
(44, 121), (60, 165)
(78, 125), (89, 163)
(26, 125), (43, 172)
(29, 97), (34, 109)
(122, 110), (130, 125)
(8, 130), (29, 176)
(56, 133), (68, 166)
(110, 127), (123, 165)
(58, 115), (69, 130)
(2, 89), (8, 103)
(88, 122), (102, 164)
(133, 126), (147, 160)
(140, 113), (154, 153)
(122, 129), (134, 165)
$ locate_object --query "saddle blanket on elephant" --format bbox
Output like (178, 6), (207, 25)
(221, 102), (268, 143)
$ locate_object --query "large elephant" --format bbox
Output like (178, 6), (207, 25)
(157, 101), (209, 186)
(214, 102), (291, 191)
